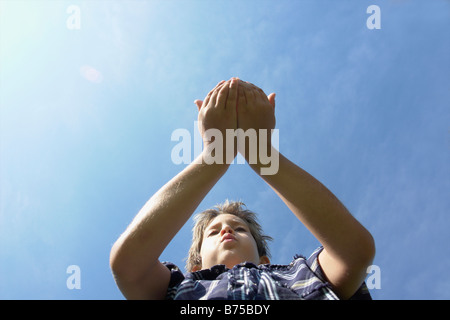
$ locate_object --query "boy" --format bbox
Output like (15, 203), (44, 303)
(109, 78), (375, 300)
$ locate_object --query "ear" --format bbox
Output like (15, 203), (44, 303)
(267, 93), (276, 108)
(194, 99), (203, 111)
(191, 264), (202, 272)
(259, 256), (270, 265)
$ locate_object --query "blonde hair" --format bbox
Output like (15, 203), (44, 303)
(186, 200), (272, 272)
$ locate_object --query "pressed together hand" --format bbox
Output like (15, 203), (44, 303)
(194, 78), (277, 165)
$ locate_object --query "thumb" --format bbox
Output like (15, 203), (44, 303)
(194, 99), (203, 111)
(267, 93), (276, 108)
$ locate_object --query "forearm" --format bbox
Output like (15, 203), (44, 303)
(251, 151), (374, 266)
(110, 152), (228, 280)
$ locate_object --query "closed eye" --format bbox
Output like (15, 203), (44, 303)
(207, 230), (219, 237)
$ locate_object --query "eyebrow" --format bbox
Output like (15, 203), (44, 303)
(205, 219), (248, 232)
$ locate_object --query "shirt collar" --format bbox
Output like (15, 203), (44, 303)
(187, 262), (259, 280)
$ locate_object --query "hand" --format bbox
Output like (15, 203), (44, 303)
(236, 80), (276, 132)
(195, 79), (239, 164)
(235, 80), (276, 165)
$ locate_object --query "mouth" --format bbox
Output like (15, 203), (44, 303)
(221, 234), (236, 243)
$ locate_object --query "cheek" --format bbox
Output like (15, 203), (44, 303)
(199, 238), (215, 256)
(244, 236), (260, 254)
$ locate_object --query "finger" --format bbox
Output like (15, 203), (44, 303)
(237, 82), (247, 112)
(202, 90), (213, 109)
(203, 80), (225, 107)
(255, 85), (266, 98)
(209, 81), (226, 106)
(241, 80), (258, 91)
(216, 80), (231, 109)
(212, 80), (226, 91)
(245, 83), (265, 101)
(194, 100), (203, 111)
(225, 78), (238, 111)
(243, 85), (255, 108)
(256, 87), (269, 104)
(203, 93), (211, 109)
(267, 93), (276, 108)
(242, 82), (256, 94)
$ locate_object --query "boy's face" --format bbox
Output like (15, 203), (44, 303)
(194, 213), (269, 271)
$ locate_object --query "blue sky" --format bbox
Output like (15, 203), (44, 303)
(0, 0), (449, 300)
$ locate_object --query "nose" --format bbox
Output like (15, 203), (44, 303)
(220, 225), (233, 236)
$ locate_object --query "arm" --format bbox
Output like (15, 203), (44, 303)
(237, 81), (375, 299)
(255, 152), (375, 299)
(110, 79), (238, 299)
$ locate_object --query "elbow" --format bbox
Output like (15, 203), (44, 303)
(109, 239), (131, 283)
(109, 241), (123, 279)
(109, 237), (155, 286)
(358, 231), (376, 268)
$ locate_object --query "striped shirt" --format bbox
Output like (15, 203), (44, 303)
(163, 247), (371, 300)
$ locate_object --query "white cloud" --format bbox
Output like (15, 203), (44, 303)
(80, 65), (103, 83)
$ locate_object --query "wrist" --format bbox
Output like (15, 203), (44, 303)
(198, 149), (232, 171)
(201, 139), (237, 166)
(243, 146), (280, 176)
